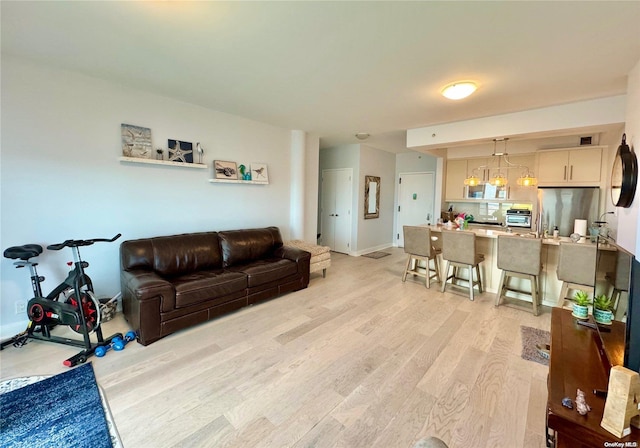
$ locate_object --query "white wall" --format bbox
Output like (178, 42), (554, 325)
(619, 58), (640, 255)
(0, 56), (297, 336)
(356, 145), (396, 253)
(304, 133), (320, 243)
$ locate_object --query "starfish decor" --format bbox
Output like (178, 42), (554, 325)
(168, 140), (193, 162)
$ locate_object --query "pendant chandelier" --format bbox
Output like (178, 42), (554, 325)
(463, 138), (538, 187)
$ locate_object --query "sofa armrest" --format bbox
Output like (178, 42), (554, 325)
(121, 270), (174, 302)
(275, 245), (311, 263)
(275, 246), (311, 287)
(120, 269), (176, 346)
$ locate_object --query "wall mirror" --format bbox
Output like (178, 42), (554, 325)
(364, 175), (380, 219)
(594, 236), (632, 368)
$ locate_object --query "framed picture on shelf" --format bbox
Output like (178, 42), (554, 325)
(121, 124), (152, 158)
(168, 139), (193, 163)
(214, 160), (238, 180)
(250, 163), (269, 183)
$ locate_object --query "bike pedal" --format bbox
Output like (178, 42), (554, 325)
(13, 336), (29, 348)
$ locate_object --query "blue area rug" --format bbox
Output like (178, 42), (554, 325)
(0, 363), (112, 448)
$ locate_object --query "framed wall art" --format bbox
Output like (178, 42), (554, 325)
(214, 160), (238, 180)
(168, 140), (193, 163)
(121, 124), (152, 158)
(250, 163), (269, 183)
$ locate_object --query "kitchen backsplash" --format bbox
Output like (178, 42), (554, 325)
(445, 201), (533, 224)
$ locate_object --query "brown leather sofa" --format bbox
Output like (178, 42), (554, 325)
(120, 227), (310, 345)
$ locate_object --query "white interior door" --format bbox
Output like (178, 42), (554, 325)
(321, 169), (352, 254)
(397, 172), (435, 247)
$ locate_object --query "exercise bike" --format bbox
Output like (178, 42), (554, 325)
(2, 234), (124, 367)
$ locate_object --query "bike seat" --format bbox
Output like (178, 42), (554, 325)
(3, 244), (43, 260)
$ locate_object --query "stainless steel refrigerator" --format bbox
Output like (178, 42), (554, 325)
(537, 187), (600, 237)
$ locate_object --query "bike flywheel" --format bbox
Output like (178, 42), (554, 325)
(65, 290), (101, 333)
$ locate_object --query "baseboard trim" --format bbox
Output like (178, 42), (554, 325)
(1, 320), (29, 341)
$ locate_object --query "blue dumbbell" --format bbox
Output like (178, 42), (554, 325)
(95, 343), (113, 357)
(113, 331), (136, 351)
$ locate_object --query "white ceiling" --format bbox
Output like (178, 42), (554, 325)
(2, 1), (639, 153)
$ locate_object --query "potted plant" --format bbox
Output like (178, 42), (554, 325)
(572, 290), (590, 320)
(455, 213), (474, 230)
(593, 294), (613, 325)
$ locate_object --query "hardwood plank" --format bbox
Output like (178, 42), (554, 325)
(370, 388), (437, 448)
(293, 416), (345, 448)
(421, 379), (472, 444)
(526, 372), (549, 436)
(484, 356), (532, 448)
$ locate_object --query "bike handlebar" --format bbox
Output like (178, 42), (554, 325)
(47, 234), (121, 251)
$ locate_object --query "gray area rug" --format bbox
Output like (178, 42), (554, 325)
(521, 325), (551, 366)
(362, 251), (391, 259)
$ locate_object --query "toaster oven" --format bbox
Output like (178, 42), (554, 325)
(505, 209), (532, 228)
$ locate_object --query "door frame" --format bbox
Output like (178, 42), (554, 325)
(320, 168), (353, 254)
(395, 171), (436, 247)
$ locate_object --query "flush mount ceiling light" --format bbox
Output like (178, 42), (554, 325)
(441, 81), (477, 100)
(355, 133), (370, 140)
(463, 138), (538, 187)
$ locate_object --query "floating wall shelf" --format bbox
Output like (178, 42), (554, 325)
(118, 157), (207, 169)
(208, 178), (269, 185)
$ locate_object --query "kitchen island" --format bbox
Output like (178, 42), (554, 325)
(426, 224), (617, 307)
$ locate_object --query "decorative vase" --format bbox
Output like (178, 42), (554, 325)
(572, 303), (589, 320)
(594, 308), (613, 325)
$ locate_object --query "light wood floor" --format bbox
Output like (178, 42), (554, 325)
(1, 248), (551, 448)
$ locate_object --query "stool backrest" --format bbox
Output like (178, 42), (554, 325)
(441, 230), (476, 265)
(403, 226), (434, 258)
(557, 242), (596, 286)
(497, 236), (542, 275)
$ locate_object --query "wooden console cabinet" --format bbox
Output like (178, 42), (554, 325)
(547, 308), (639, 447)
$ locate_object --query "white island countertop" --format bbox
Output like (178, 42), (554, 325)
(425, 224), (607, 247)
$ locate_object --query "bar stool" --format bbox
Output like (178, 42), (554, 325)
(402, 226), (441, 288)
(440, 230), (484, 301)
(556, 242), (596, 306)
(495, 235), (542, 316)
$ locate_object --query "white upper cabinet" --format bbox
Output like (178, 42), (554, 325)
(445, 159), (468, 200)
(536, 147), (603, 186)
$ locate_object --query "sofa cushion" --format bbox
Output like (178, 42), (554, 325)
(230, 258), (298, 287)
(172, 270), (247, 308)
(151, 233), (222, 277)
(219, 227), (283, 268)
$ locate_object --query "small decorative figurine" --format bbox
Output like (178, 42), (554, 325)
(575, 389), (591, 415)
(561, 397), (573, 409)
(196, 142), (205, 164)
(156, 148), (163, 160)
